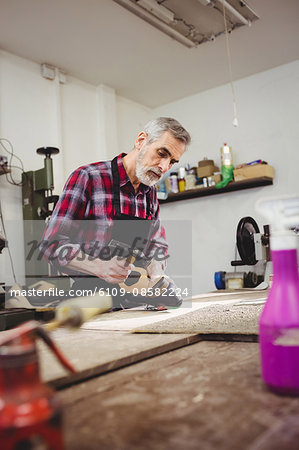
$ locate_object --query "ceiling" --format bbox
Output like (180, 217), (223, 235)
(0, 0), (298, 108)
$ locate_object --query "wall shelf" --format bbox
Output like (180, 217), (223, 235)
(158, 177), (273, 204)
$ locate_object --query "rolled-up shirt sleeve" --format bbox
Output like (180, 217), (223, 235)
(40, 167), (91, 268)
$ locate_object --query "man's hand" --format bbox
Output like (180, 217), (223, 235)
(147, 259), (165, 288)
(64, 251), (133, 284)
(93, 256), (133, 284)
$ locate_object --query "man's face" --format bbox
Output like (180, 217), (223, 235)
(135, 131), (185, 186)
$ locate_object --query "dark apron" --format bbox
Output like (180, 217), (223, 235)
(72, 156), (154, 307)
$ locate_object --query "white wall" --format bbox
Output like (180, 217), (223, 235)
(0, 51), (152, 285)
(116, 96), (152, 152)
(0, 51), (64, 284)
(60, 77), (99, 177)
(154, 60), (299, 295)
(1, 48), (298, 295)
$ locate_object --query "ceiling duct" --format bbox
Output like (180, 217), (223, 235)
(137, 0), (175, 24)
(113, 0), (259, 48)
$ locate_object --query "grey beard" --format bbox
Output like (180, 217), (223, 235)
(136, 163), (162, 186)
(136, 151), (162, 186)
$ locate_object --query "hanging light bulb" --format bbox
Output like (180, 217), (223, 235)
(232, 101), (238, 127)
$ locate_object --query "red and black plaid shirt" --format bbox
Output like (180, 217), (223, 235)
(42, 153), (167, 268)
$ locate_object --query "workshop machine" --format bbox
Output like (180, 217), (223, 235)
(214, 216), (270, 289)
(22, 147), (59, 281)
(0, 219), (35, 331)
(0, 148), (62, 329)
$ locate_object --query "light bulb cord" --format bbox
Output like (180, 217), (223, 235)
(222, 0), (238, 126)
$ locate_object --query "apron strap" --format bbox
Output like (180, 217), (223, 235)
(111, 155), (153, 219)
(146, 191), (152, 218)
(111, 156), (121, 217)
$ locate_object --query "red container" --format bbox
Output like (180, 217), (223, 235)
(0, 321), (75, 449)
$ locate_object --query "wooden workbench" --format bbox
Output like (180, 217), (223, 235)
(16, 292), (299, 449)
(58, 340), (299, 450)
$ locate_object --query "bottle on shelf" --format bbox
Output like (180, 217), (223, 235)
(216, 143), (234, 189)
(178, 167), (186, 192)
(183, 163), (196, 190)
(169, 172), (179, 193)
(220, 143), (233, 166)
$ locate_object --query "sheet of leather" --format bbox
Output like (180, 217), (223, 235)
(37, 290), (266, 387)
(80, 290), (267, 332)
(133, 303), (264, 335)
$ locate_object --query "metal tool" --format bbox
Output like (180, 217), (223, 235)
(22, 147), (60, 281)
(215, 216), (270, 290)
(22, 147), (60, 221)
(108, 238), (166, 293)
(108, 238), (182, 307)
(44, 292), (113, 332)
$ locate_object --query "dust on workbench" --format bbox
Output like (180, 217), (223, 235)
(58, 340), (299, 450)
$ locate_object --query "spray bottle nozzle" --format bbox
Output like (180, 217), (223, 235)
(256, 195), (299, 232)
(256, 195), (299, 251)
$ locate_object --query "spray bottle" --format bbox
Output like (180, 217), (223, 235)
(256, 195), (299, 395)
(0, 320), (75, 449)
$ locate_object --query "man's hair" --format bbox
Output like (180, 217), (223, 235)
(143, 117), (191, 146)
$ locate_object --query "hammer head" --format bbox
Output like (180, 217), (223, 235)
(108, 239), (151, 268)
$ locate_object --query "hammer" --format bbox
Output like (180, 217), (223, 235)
(108, 239), (169, 296)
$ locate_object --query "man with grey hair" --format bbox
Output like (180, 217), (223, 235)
(42, 117), (191, 308)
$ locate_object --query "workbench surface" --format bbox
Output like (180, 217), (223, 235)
(5, 291), (297, 449)
(39, 293), (265, 387)
(59, 340), (299, 450)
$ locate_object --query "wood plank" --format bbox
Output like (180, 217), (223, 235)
(58, 341), (299, 450)
(38, 329), (201, 388)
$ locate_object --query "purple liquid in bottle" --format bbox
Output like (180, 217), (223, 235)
(259, 248), (299, 395)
